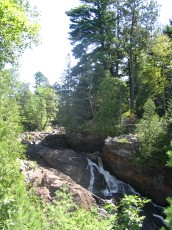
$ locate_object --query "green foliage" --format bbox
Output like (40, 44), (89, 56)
(93, 76), (128, 136)
(57, 55), (95, 132)
(0, 70), (151, 230)
(17, 77), (58, 131)
(40, 188), (112, 230)
(66, 0), (159, 117)
(165, 99), (172, 136)
(0, 71), (41, 228)
(34, 71), (49, 88)
(164, 18), (172, 39)
(17, 82), (40, 130)
(105, 195), (149, 229)
(66, 0), (119, 76)
(164, 142), (172, 228)
(117, 138), (129, 143)
(166, 143), (172, 167)
(136, 99), (168, 166)
(164, 197), (172, 228)
(35, 85), (58, 130)
(0, 69), (110, 229)
(115, 195), (148, 229)
(0, 0), (40, 67)
(136, 35), (172, 116)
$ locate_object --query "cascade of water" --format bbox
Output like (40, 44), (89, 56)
(97, 157), (137, 196)
(87, 157), (136, 197)
(87, 158), (101, 192)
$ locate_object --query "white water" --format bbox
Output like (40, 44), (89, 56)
(87, 158), (100, 192)
(87, 157), (136, 197)
(87, 157), (167, 228)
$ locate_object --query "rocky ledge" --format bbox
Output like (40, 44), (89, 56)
(103, 134), (172, 206)
(20, 159), (95, 210)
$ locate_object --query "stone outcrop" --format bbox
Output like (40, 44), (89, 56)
(42, 133), (69, 149)
(26, 143), (106, 194)
(25, 131), (104, 153)
(66, 132), (104, 153)
(37, 147), (91, 188)
(20, 160), (95, 209)
(103, 134), (172, 206)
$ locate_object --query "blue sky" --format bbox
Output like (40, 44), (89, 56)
(19, 0), (172, 85)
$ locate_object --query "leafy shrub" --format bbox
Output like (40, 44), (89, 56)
(165, 98), (172, 139)
(41, 188), (113, 230)
(164, 143), (172, 228)
(164, 197), (172, 229)
(104, 195), (149, 230)
(136, 99), (168, 166)
(166, 143), (172, 167)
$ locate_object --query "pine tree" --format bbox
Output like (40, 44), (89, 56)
(164, 18), (172, 39)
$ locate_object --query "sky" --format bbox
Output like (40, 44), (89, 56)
(19, 0), (172, 86)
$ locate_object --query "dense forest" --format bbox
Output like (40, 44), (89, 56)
(1, 0), (172, 229)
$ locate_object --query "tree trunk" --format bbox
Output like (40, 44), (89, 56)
(129, 51), (135, 114)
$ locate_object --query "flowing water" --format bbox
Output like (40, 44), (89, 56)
(87, 157), (137, 197)
(87, 157), (168, 229)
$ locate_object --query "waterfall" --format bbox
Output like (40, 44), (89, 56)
(87, 157), (136, 197)
(87, 158), (97, 192)
(97, 157), (136, 195)
(87, 157), (167, 229)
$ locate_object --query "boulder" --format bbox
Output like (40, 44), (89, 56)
(20, 160), (95, 209)
(37, 147), (91, 189)
(66, 132), (104, 153)
(41, 134), (69, 149)
(103, 134), (172, 206)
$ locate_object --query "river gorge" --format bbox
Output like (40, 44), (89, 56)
(20, 130), (171, 229)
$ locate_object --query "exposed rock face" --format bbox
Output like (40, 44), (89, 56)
(37, 147), (91, 188)
(20, 160), (95, 209)
(26, 143), (106, 194)
(30, 131), (104, 153)
(66, 132), (104, 153)
(103, 135), (172, 206)
(42, 134), (69, 149)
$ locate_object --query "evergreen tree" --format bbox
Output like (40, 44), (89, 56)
(164, 18), (172, 39)
(65, 0), (126, 131)
(64, 0), (159, 132)
(34, 71), (49, 88)
(66, 0), (120, 77)
(93, 75), (128, 136)
(36, 86), (58, 129)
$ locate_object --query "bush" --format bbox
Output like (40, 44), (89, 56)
(136, 99), (168, 166)
(41, 188), (112, 230)
(164, 142), (172, 229)
(104, 195), (149, 230)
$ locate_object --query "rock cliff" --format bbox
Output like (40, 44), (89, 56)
(103, 134), (172, 206)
